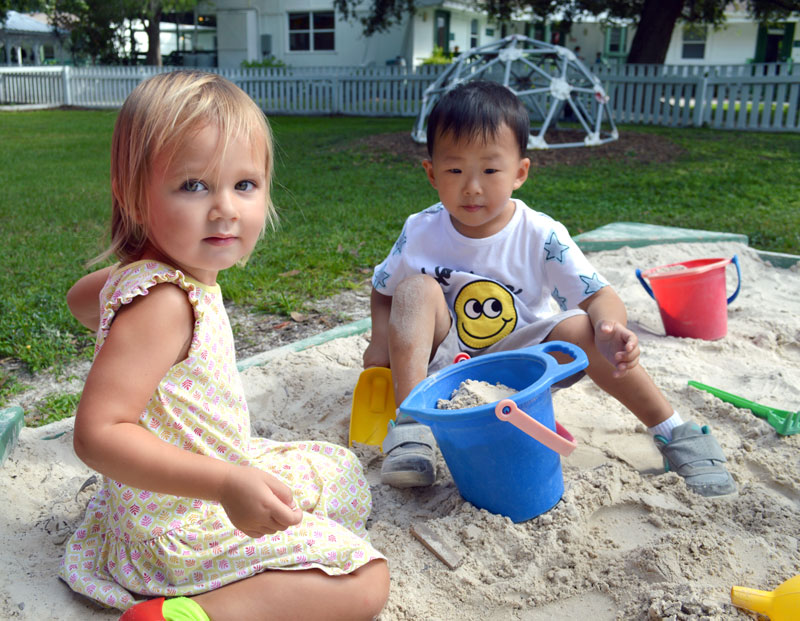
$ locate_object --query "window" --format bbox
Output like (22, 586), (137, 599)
(608, 27), (624, 53)
(470, 19), (478, 49)
(288, 11), (335, 51)
(682, 25), (706, 59)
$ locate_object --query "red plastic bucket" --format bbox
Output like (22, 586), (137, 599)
(635, 255), (741, 340)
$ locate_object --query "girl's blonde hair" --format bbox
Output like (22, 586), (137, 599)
(99, 70), (275, 265)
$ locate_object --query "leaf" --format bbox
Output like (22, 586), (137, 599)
(290, 312), (306, 322)
(279, 269), (301, 277)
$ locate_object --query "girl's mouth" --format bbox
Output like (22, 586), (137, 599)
(204, 236), (237, 246)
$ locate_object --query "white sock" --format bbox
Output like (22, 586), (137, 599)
(647, 411), (685, 441)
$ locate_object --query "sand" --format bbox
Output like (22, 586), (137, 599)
(2, 241), (799, 620)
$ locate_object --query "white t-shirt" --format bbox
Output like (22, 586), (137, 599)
(372, 199), (607, 353)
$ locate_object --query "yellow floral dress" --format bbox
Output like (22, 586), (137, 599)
(60, 261), (383, 611)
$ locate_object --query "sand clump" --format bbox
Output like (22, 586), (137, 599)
(1, 241), (799, 620)
(437, 380), (518, 410)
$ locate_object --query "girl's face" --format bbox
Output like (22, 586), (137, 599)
(422, 123), (530, 239)
(143, 124), (267, 285)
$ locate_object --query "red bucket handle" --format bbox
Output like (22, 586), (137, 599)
(495, 399), (577, 457)
(636, 254), (741, 305)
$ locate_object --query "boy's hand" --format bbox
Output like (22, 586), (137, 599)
(595, 320), (640, 378)
(363, 340), (390, 369)
(219, 465), (303, 538)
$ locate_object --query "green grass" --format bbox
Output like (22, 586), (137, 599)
(1, 110), (799, 396)
(28, 391), (82, 426)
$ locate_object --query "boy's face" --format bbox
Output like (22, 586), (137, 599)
(422, 124), (530, 239)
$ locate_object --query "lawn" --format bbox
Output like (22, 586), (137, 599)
(1, 110), (799, 401)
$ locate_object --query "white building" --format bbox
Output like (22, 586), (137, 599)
(185, 1), (800, 69)
(0, 11), (68, 65)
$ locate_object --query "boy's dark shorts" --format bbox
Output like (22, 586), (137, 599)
(428, 308), (588, 389)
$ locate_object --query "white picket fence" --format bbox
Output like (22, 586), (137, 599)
(1, 63), (799, 131)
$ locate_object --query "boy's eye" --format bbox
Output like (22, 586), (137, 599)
(181, 180), (207, 192)
(447, 168), (462, 174)
(235, 180), (256, 191)
(484, 169), (498, 174)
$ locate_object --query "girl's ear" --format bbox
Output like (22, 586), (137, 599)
(513, 157), (531, 190)
(422, 159), (437, 189)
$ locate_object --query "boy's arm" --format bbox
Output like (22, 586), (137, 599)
(67, 267), (113, 332)
(578, 286), (640, 377)
(363, 287), (392, 369)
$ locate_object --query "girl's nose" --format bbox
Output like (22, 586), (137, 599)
(211, 191), (239, 220)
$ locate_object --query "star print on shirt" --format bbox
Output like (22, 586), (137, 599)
(579, 273), (606, 295)
(392, 230), (407, 255)
(373, 269), (390, 289)
(552, 287), (568, 311)
(424, 203), (445, 214)
(544, 231), (570, 262)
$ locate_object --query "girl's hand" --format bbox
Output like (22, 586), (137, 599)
(595, 320), (640, 378)
(219, 465), (303, 538)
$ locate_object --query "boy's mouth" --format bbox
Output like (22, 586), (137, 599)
(461, 204), (483, 212)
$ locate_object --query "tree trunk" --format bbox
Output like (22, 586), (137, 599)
(626, 0), (684, 64)
(145, 5), (163, 66)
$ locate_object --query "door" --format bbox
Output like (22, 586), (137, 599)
(434, 10), (450, 54)
(754, 23), (795, 63)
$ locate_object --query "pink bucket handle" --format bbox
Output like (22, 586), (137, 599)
(495, 399), (577, 457)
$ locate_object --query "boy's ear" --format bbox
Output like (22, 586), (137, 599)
(422, 159), (438, 189)
(513, 157), (531, 190)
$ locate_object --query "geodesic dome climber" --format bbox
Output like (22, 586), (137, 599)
(412, 34), (618, 150)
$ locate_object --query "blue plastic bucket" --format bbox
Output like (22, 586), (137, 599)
(399, 341), (588, 522)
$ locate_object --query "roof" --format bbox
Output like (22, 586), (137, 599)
(1, 10), (53, 34)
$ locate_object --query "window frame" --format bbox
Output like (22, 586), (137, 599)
(287, 10), (336, 53)
(681, 24), (707, 60)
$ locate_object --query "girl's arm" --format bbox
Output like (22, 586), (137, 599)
(67, 267), (113, 332)
(73, 283), (301, 536)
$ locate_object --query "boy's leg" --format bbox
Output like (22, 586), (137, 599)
(381, 274), (452, 488)
(387, 274), (453, 405)
(547, 314), (735, 497)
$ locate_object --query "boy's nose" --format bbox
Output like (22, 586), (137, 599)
(463, 175), (482, 195)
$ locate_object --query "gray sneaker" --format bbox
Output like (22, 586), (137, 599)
(654, 421), (736, 497)
(380, 421), (436, 488)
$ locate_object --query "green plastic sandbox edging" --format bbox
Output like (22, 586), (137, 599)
(754, 250), (800, 269)
(236, 317), (372, 372)
(573, 221), (749, 252)
(0, 406), (24, 467)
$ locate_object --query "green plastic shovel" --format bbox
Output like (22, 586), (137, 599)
(688, 380), (800, 436)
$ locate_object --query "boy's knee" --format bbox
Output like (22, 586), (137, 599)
(549, 313), (592, 343)
(393, 273), (443, 304)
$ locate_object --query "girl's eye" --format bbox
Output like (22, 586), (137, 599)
(181, 180), (207, 192)
(235, 180), (256, 191)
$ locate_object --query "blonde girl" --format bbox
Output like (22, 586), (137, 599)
(60, 71), (389, 621)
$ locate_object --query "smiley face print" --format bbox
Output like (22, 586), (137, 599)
(454, 280), (518, 349)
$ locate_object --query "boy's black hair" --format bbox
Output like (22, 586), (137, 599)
(426, 80), (530, 157)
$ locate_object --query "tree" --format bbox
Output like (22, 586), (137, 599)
(134, 0), (198, 66)
(333, 0), (800, 64)
(0, 0), (47, 23)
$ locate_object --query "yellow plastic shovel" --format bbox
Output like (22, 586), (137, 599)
(349, 367), (396, 448)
